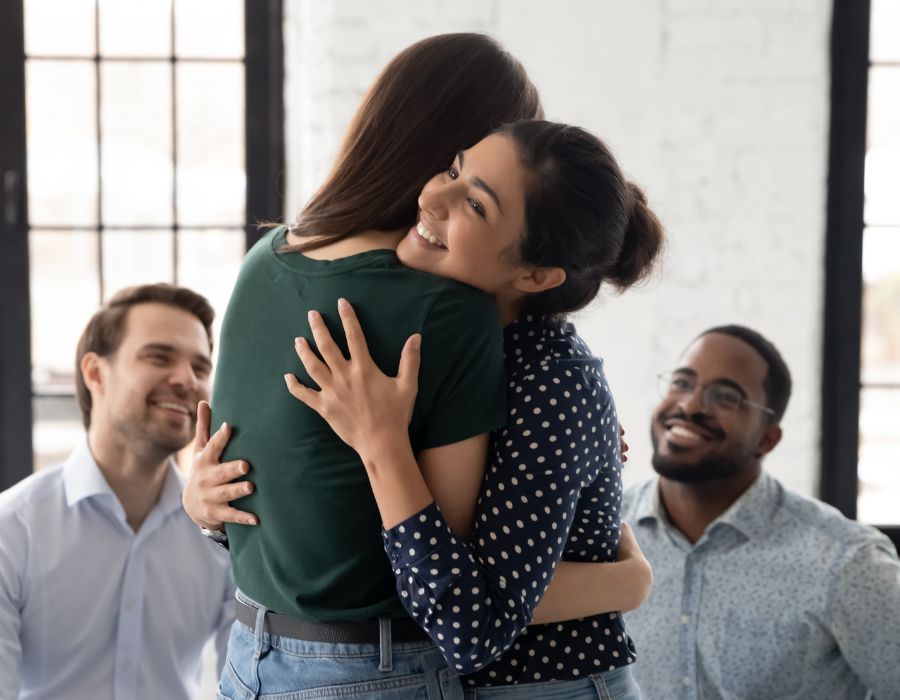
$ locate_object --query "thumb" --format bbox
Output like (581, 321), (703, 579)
(397, 334), (421, 393)
(195, 401), (212, 449)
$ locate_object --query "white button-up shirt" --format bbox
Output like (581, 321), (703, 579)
(623, 473), (900, 700)
(0, 440), (235, 699)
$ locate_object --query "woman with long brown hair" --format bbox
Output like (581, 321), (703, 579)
(187, 34), (653, 700)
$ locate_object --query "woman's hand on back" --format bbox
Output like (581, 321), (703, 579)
(182, 400), (258, 531)
(284, 298), (421, 461)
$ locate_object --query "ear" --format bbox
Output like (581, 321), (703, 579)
(512, 266), (566, 296)
(80, 352), (107, 399)
(755, 423), (782, 458)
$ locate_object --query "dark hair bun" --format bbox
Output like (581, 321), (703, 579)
(607, 182), (665, 290)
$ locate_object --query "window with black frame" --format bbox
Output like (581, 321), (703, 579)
(858, 0), (900, 530)
(0, 0), (283, 486)
(823, 0), (900, 550)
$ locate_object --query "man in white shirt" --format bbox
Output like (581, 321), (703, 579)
(0, 283), (235, 700)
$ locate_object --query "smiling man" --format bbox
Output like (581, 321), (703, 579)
(0, 284), (234, 699)
(622, 325), (900, 700)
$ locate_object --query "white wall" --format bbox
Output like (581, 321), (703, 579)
(283, 0), (833, 497)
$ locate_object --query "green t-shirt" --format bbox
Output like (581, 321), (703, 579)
(212, 227), (506, 621)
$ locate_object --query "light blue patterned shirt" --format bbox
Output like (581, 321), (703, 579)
(0, 440), (235, 700)
(622, 473), (900, 700)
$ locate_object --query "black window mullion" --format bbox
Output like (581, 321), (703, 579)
(244, 0), (284, 251)
(0, 0), (34, 489)
(820, 0), (871, 521)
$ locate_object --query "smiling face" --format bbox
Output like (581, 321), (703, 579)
(396, 133), (535, 301)
(650, 332), (781, 484)
(85, 302), (212, 457)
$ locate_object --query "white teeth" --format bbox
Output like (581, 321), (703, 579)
(669, 425), (701, 441)
(416, 222), (446, 249)
(155, 401), (189, 415)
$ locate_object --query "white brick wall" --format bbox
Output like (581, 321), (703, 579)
(283, 0), (833, 497)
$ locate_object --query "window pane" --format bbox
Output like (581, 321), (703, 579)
(175, 0), (244, 59)
(25, 0), (96, 57)
(865, 67), (900, 225)
(177, 229), (245, 363)
(29, 231), (100, 393)
(101, 63), (173, 226)
(101, 230), (174, 298)
(871, 0), (900, 63)
(858, 387), (900, 525)
(33, 395), (83, 472)
(176, 63), (245, 226)
(98, 0), (172, 58)
(26, 61), (98, 227)
(862, 228), (900, 385)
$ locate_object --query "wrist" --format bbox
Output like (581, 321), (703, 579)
(359, 433), (415, 470)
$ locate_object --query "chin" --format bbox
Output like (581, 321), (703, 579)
(651, 452), (752, 484)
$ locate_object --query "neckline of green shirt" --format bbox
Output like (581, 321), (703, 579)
(268, 226), (400, 277)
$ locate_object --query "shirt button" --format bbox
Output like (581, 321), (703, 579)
(682, 676), (693, 686)
(681, 614), (691, 624)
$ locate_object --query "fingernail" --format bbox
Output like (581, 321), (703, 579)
(283, 373), (292, 385)
(338, 298), (348, 311)
(221, 422), (229, 431)
(411, 334), (421, 350)
(308, 310), (318, 322)
(244, 483), (252, 494)
(294, 337), (303, 346)
(248, 517), (258, 526)
(238, 462), (248, 474)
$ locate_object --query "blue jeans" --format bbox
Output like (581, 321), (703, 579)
(217, 592), (463, 699)
(462, 666), (642, 700)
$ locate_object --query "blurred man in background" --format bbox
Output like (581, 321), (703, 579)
(624, 325), (900, 699)
(0, 284), (234, 700)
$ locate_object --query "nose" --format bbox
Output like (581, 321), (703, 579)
(675, 384), (706, 416)
(418, 181), (450, 220)
(169, 360), (199, 394)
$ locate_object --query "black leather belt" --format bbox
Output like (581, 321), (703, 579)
(236, 599), (431, 644)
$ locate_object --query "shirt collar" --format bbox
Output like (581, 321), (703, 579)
(635, 472), (778, 542)
(63, 436), (185, 518)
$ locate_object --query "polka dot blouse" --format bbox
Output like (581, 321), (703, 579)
(382, 315), (636, 685)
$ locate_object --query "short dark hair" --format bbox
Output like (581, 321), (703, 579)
(286, 33), (543, 252)
(700, 325), (792, 423)
(75, 284), (215, 429)
(498, 120), (665, 318)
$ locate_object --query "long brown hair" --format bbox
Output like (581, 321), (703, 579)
(284, 33), (543, 252)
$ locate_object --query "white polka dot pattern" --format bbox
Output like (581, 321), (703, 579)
(382, 316), (636, 684)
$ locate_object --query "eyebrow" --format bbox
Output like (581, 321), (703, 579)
(141, 343), (212, 372)
(672, 367), (749, 398)
(457, 150), (503, 214)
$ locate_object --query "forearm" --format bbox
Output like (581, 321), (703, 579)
(384, 503), (537, 674)
(360, 438), (434, 530)
(531, 557), (653, 625)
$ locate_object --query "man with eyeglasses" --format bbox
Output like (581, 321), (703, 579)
(622, 325), (900, 699)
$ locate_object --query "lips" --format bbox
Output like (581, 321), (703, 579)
(414, 219), (447, 249)
(150, 399), (194, 420)
(659, 415), (723, 447)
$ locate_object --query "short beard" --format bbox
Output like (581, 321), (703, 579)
(113, 413), (191, 463)
(651, 452), (752, 484)
(650, 411), (755, 485)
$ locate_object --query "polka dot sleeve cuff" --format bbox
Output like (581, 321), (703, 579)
(382, 502), (534, 674)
